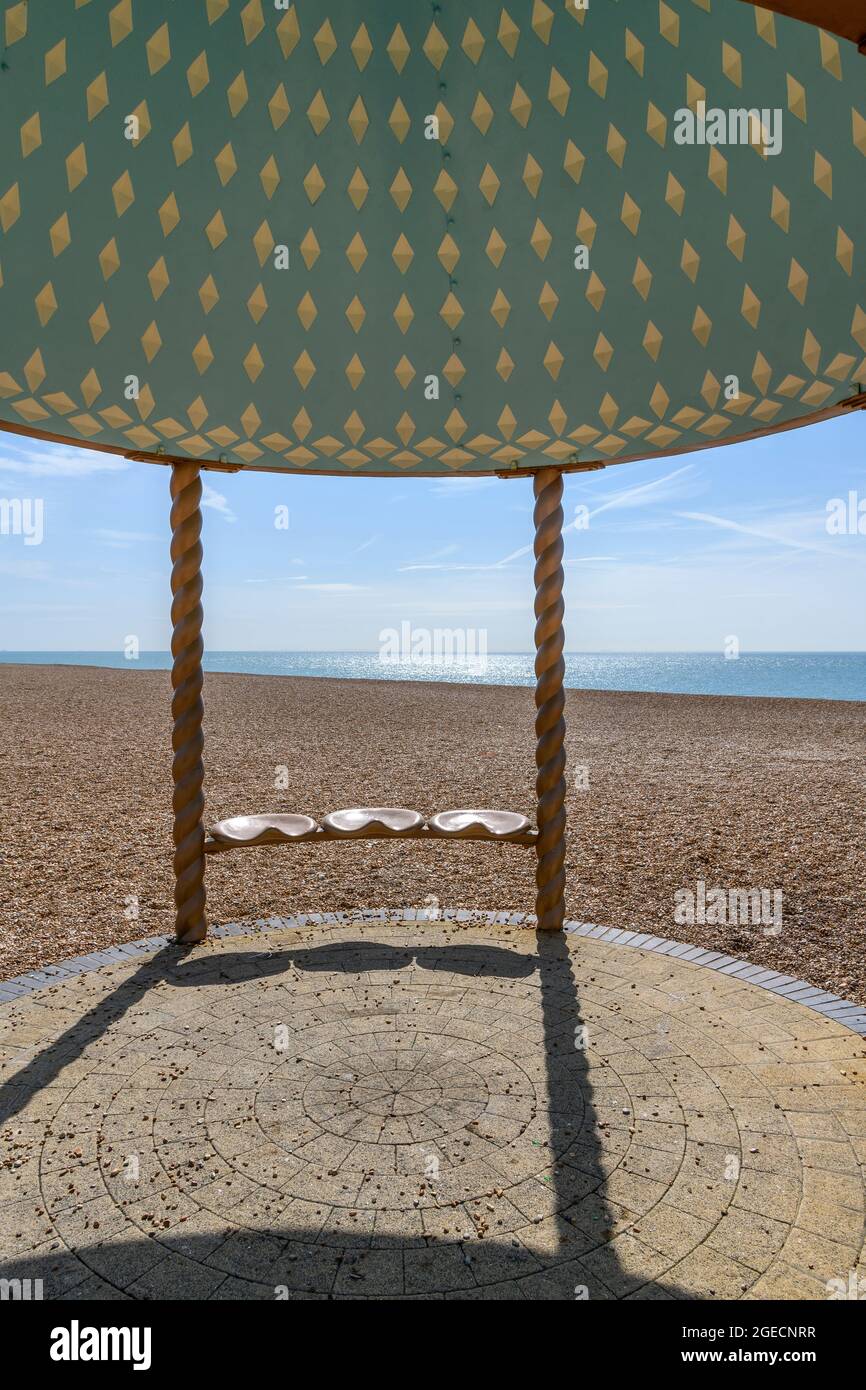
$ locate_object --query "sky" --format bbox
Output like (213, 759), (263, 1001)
(0, 411), (864, 653)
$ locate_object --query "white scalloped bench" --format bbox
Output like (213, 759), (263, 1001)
(205, 807), (538, 854)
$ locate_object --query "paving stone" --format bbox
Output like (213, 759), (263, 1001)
(1, 920), (864, 1301)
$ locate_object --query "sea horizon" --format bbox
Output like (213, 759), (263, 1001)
(1, 650), (864, 702)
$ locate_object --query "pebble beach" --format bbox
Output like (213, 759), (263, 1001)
(1, 662), (863, 1002)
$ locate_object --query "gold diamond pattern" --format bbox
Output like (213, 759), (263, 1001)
(0, 0), (861, 477)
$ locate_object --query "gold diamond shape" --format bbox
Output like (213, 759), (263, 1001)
(243, 344), (264, 382)
(544, 343), (564, 380)
(158, 193), (180, 237)
(313, 17), (336, 63)
(788, 259), (809, 304)
(351, 24), (373, 70)
(187, 52), (210, 97)
(307, 90), (330, 135)
(199, 274), (219, 314)
(300, 229), (320, 268)
(50, 212), (71, 257)
(510, 83), (532, 126)
(387, 24), (410, 73)
(390, 168), (412, 212)
(471, 92), (494, 135)
(346, 232), (367, 272)
(523, 155), (543, 197)
(389, 99), (410, 142)
(392, 234), (413, 273)
(438, 234), (460, 273)
(345, 296), (365, 333)
(463, 18), (485, 63)
(192, 335), (214, 373)
(496, 350), (514, 381)
(621, 194), (641, 235)
(486, 229), (506, 266)
(260, 156), (279, 199)
(642, 323), (662, 361)
(564, 140), (584, 184)
(423, 22), (448, 70)
(269, 84), (290, 130)
(346, 354), (365, 390)
(539, 282), (558, 320)
(227, 72), (248, 117)
(303, 164), (325, 203)
(86, 73), (109, 121)
(206, 211), (228, 250)
(588, 53), (608, 99)
(394, 295), (414, 334)
(594, 334), (614, 371)
(498, 10), (520, 56)
(491, 289), (511, 327)
(252, 220), (274, 265)
(348, 96), (369, 144)
(348, 168), (369, 210)
(148, 257), (171, 300)
(296, 292), (317, 330)
(247, 284), (268, 323)
(215, 143), (237, 185)
(112, 170), (134, 216)
(141, 322), (162, 362)
(276, 6), (299, 57)
(586, 273), (606, 311)
(434, 170), (458, 211)
(741, 286), (761, 329)
(440, 293), (464, 330)
(607, 125), (627, 167)
(240, 0), (264, 44)
(20, 113), (41, 158)
(395, 356), (415, 389)
(294, 351), (315, 388)
(146, 22), (171, 75)
(530, 219), (552, 259)
(692, 307), (712, 346)
(479, 165), (500, 206)
(45, 39), (67, 85)
(548, 68), (570, 115)
(173, 123), (194, 166)
(101, 239), (122, 281)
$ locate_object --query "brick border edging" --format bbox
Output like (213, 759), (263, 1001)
(2, 909), (865, 1036)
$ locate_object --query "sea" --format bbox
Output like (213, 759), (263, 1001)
(0, 652), (864, 702)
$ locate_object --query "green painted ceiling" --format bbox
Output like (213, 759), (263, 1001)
(0, 0), (864, 477)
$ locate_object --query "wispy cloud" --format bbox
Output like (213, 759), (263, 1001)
(291, 582), (368, 593)
(583, 465), (696, 522)
(202, 483), (236, 523)
(0, 444), (129, 478)
(94, 528), (159, 548)
(428, 477), (499, 498)
(0, 556), (50, 580)
(676, 509), (837, 555)
(347, 533), (382, 557)
(399, 541), (530, 573)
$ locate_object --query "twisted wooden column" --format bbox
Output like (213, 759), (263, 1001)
(533, 467), (567, 930)
(169, 462), (207, 943)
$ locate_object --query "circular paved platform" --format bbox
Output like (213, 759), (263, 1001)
(1, 918), (864, 1301)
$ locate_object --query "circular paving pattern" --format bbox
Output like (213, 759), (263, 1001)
(1, 920), (864, 1301)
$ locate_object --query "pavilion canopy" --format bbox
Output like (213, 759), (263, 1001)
(0, 0), (863, 477)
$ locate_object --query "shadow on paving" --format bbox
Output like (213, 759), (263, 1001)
(0, 933), (693, 1300)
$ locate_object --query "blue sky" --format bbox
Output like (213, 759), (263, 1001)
(1, 411), (864, 652)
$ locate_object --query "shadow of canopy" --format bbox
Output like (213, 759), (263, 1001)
(0, 931), (696, 1299)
